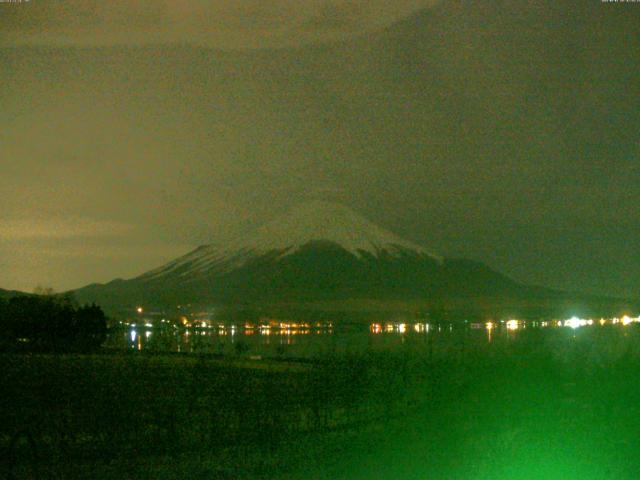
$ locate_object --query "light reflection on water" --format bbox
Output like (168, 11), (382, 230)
(104, 315), (640, 357)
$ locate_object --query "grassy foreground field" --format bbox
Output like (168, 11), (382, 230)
(3, 325), (640, 479)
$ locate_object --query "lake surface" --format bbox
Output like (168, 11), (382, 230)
(105, 315), (640, 358)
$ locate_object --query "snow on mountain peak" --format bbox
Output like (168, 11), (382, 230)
(240, 201), (437, 258)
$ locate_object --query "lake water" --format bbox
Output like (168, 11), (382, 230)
(105, 315), (640, 358)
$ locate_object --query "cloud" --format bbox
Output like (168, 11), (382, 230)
(0, 218), (134, 241)
(0, 0), (439, 49)
(0, 240), (192, 291)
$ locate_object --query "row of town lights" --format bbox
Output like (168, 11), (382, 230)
(133, 306), (639, 335)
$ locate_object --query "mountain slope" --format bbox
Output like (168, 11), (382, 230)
(0, 288), (29, 300)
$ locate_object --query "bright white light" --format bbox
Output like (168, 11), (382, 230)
(398, 323), (407, 333)
(145, 331), (151, 339)
(485, 322), (494, 330)
(136, 307), (143, 314)
(506, 320), (518, 331)
(622, 316), (633, 326)
(564, 317), (587, 329)
(130, 330), (137, 342)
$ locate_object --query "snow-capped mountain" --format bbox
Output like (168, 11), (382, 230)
(139, 201), (441, 282)
(73, 201), (537, 311)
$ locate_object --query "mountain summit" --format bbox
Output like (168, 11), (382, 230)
(237, 201), (439, 259)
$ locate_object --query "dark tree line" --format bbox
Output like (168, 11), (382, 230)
(0, 294), (107, 352)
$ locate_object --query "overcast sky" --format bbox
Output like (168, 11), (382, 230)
(1, 0), (639, 298)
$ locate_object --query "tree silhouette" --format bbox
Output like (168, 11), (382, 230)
(0, 294), (107, 352)
(73, 303), (107, 351)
